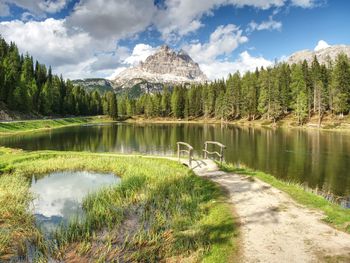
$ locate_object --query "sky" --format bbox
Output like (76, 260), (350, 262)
(0, 0), (349, 80)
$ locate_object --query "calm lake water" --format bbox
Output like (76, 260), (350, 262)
(30, 171), (120, 232)
(2, 122), (350, 197)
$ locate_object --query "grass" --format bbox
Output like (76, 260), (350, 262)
(0, 148), (238, 262)
(219, 162), (350, 233)
(0, 116), (114, 135)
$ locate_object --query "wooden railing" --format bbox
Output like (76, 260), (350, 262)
(203, 141), (226, 164)
(177, 142), (193, 167)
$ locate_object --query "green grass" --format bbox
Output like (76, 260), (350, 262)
(219, 162), (350, 233)
(0, 116), (113, 135)
(0, 148), (237, 262)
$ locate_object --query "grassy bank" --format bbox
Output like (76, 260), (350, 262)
(219, 163), (350, 233)
(0, 148), (237, 262)
(0, 116), (114, 135)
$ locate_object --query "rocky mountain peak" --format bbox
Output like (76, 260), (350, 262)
(112, 45), (208, 89)
(287, 45), (350, 65)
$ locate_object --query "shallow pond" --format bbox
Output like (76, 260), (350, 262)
(30, 171), (120, 233)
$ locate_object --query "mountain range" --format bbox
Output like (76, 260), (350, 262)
(73, 44), (350, 96)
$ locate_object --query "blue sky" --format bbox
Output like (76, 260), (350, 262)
(0, 0), (349, 80)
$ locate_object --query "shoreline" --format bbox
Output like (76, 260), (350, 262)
(125, 116), (350, 132)
(0, 116), (116, 136)
(1, 115), (350, 135)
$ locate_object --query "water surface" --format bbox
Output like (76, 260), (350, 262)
(30, 171), (120, 232)
(2, 122), (349, 197)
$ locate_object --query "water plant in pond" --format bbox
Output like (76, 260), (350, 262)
(0, 148), (237, 262)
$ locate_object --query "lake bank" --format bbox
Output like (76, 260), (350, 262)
(1, 113), (350, 136)
(0, 148), (237, 262)
(0, 116), (115, 135)
(125, 114), (350, 132)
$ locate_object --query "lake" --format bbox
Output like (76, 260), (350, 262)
(2, 122), (350, 197)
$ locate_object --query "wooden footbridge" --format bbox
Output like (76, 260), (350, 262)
(176, 141), (226, 169)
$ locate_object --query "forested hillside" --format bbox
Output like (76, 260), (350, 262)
(117, 53), (350, 125)
(1, 36), (350, 125)
(0, 36), (118, 119)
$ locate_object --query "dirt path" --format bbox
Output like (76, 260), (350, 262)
(189, 159), (350, 263)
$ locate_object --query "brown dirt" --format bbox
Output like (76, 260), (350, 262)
(190, 159), (350, 263)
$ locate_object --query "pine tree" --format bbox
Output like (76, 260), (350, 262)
(291, 64), (308, 124)
(161, 85), (171, 117)
(171, 86), (184, 118)
(225, 72), (241, 119)
(331, 53), (350, 117)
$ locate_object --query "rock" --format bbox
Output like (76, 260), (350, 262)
(71, 78), (114, 94)
(287, 45), (350, 65)
(112, 45), (208, 89)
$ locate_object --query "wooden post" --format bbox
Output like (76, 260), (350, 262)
(204, 142), (208, 159)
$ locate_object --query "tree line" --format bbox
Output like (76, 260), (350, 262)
(1, 35), (350, 124)
(0, 36), (118, 119)
(117, 53), (350, 125)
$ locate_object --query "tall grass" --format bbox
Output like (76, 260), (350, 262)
(0, 148), (237, 262)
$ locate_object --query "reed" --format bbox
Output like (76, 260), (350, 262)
(0, 148), (237, 262)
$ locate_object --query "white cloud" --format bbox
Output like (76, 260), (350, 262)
(0, 18), (92, 67)
(181, 24), (272, 80)
(201, 51), (273, 80)
(0, 0), (323, 80)
(183, 24), (248, 64)
(0, 0), (69, 16)
(247, 16), (282, 32)
(66, 0), (156, 40)
(290, 0), (318, 8)
(124, 44), (158, 66)
(155, 0), (286, 41)
(314, 40), (330, 51)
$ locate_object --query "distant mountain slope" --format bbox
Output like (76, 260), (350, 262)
(112, 45), (208, 89)
(71, 78), (114, 94)
(287, 45), (350, 65)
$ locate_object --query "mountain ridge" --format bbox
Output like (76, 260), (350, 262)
(112, 45), (208, 89)
(287, 44), (350, 65)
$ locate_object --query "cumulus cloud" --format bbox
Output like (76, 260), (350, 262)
(155, 0), (286, 41)
(183, 24), (248, 64)
(290, 0), (319, 8)
(0, 0), (323, 80)
(181, 24), (271, 80)
(201, 51), (273, 80)
(66, 0), (156, 40)
(0, 18), (91, 67)
(0, 0), (69, 16)
(314, 40), (330, 51)
(124, 44), (158, 66)
(247, 16), (282, 32)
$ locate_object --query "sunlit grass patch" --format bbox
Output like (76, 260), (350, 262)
(0, 116), (112, 135)
(0, 149), (237, 262)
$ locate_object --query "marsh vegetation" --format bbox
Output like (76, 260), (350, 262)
(0, 148), (237, 262)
